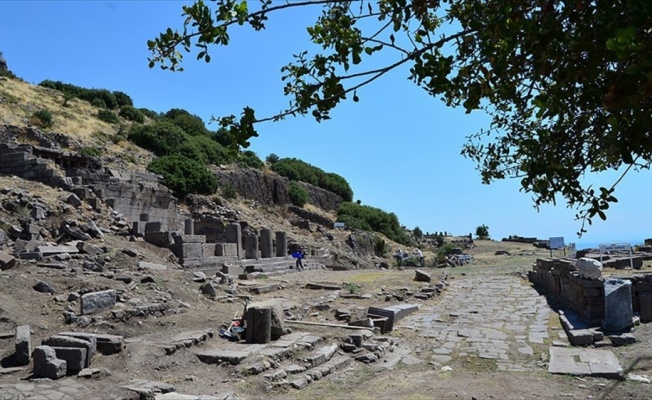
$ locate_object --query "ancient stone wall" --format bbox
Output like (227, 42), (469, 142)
(82, 169), (180, 232)
(529, 258), (652, 325)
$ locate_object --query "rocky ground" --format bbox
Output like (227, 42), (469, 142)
(2, 216), (652, 400)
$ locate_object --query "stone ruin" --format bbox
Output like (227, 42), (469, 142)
(529, 255), (652, 347)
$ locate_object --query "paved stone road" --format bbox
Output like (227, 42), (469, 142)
(401, 275), (558, 371)
(0, 379), (92, 400)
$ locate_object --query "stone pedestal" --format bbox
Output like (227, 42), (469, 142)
(184, 218), (194, 235)
(275, 231), (287, 257)
(260, 229), (273, 258)
(15, 325), (31, 366)
(244, 236), (258, 260)
(246, 307), (271, 344)
(603, 279), (633, 332)
(226, 223), (242, 260)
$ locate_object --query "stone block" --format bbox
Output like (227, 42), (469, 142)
(567, 329), (595, 346)
(138, 261), (167, 271)
(14, 325), (31, 366)
(172, 234), (206, 244)
(144, 231), (173, 247)
(76, 242), (101, 256)
(577, 258), (602, 280)
(33, 346), (67, 379)
(81, 289), (117, 315)
(216, 243), (238, 257)
(603, 279), (633, 332)
(42, 335), (93, 367)
(95, 334), (125, 355)
(0, 250), (16, 270)
(171, 243), (204, 259)
(145, 221), (163, 233)
(35, 245), (78, 255)
(640, 292), (652, 322)
(51, 346), (87, 372)
(58, 332), (97, 354)
(248, 299), (286, 339)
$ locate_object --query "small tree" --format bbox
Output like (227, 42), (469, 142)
(475, 225), (490, 240)
(413, 226), (423, 240)
(265, 153), (280, 165)
(288, 181), (308, 207)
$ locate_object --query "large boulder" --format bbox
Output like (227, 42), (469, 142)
(577, 258), (603, 280)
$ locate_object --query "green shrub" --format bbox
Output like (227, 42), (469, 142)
(138, 108), (160, 120)
(288, 181), (308, 207)
(79, 147), (102, 157)
(113, 91), (133, 108)
(271, 158), (353, 201)
(91, 98), (107, 108)
(266, 153), (280, 164)
(413, 226), (423, 239)
(237, 150), (264, 169)
(373, 236), (387, 257)
(337, 202), (412, 245)
(188, 135), (234, 165)
(163, 108), (209, 136)
(119, 105), (144, 123)
(31, 109), (53, 128)
(147, 155), (217, 198)
(97, 109), (119, 124)
(476, 224), (490, 239)
(128, 121), (188, 156)
(222, 185), (237, 200)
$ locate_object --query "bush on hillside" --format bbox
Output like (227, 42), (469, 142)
(97, 109), (119, 124)
(266, 153), (280, 165)
(288, 181), (308, 207)
(91, 98), (107, 109)
(138, 108), (160, 120)
(237, 150), (264, 169)
(147, 155), (217, 198)
(38, 80), (131, 110)
(336, 202), (412, 245)
(271, 158), (353, 201)
(31, 109), (53, 128)
(128, 121), (188, 156)
(189, 135), (233, 166)
(163, 108), (209, 136)
(119, 105), (145, 123)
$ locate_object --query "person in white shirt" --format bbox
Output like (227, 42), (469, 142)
(414, 248), (424, 267)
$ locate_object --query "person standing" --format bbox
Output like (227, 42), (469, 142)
(295, 249), (305, 271)
(414, 248), (425, 267)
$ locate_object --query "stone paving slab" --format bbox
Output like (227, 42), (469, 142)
(548, 347), (623, 379)
(400, 276), (552, 371)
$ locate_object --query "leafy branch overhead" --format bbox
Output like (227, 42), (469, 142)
(149, 0), (652, 235)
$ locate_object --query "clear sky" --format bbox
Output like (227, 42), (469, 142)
(1, 1), (650, 248)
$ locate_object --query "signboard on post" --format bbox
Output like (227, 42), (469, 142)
(599, 243), (633, 269)
(334, 222), (345, 229)
(549, 236), (565, 257)
(549, 237), (565, 249)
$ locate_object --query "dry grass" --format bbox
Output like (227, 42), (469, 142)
(0, 77), (151, 165)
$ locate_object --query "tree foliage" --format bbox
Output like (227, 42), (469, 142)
(149, 0), (652, 235)
(288, 181), (308, 207)
(475, 224), (489, 240)
(271, 157), (353, 201)
(147, 155), (218, 198)
(337, 202), (411, 245)
(39, 80), (132, 110)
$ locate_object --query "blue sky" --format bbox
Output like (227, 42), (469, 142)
(1, 1), (650, 248)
